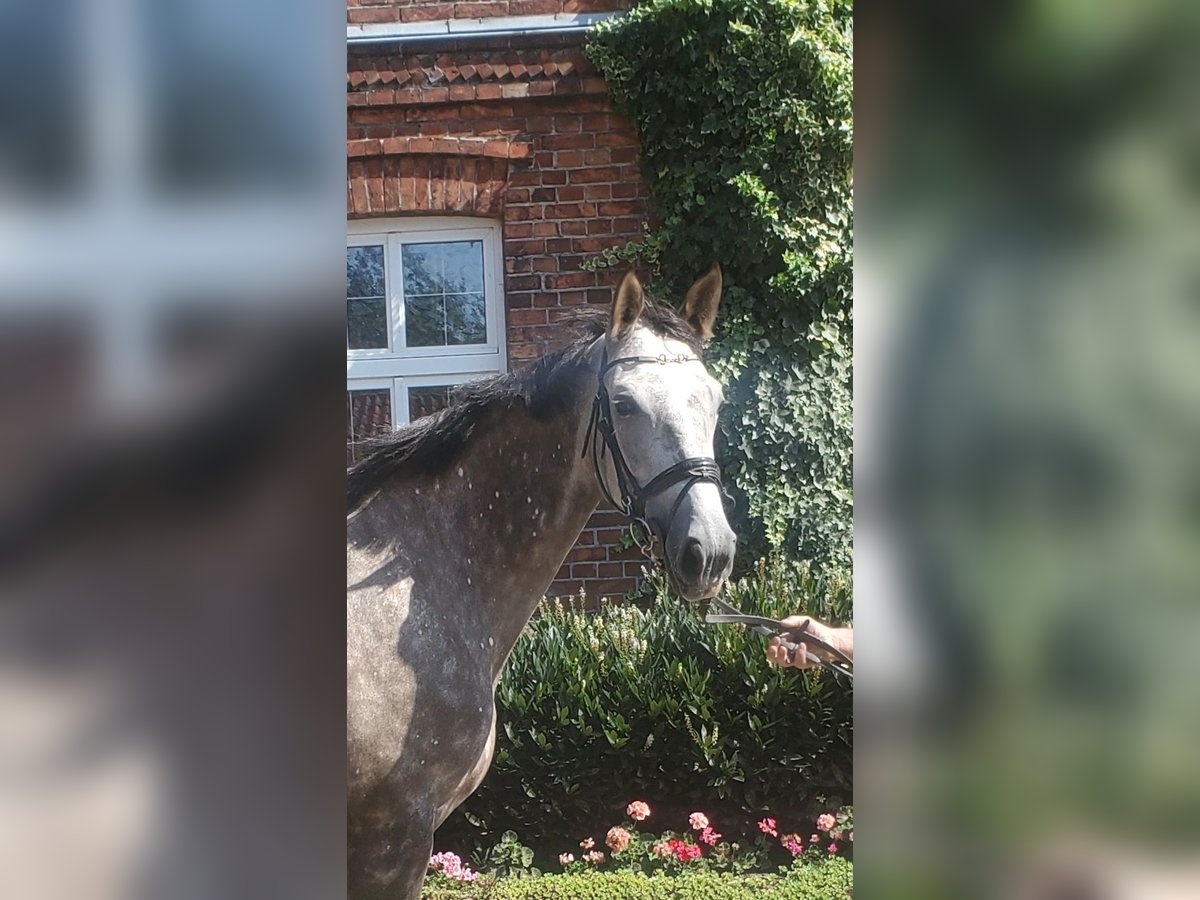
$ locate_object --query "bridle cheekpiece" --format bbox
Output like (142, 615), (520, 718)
(581, 345), (727, 557)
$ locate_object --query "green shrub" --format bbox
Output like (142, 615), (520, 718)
(423, 859), (852, 900)
(587, 0), (854, 572)
(436, 560), (852, 860)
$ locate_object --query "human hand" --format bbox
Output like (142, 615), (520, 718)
(766, 615), (851, 669)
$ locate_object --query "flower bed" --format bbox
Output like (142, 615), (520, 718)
(422, 860), (853, 900)
(426, 802), (853, 899)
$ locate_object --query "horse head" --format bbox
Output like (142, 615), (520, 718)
(587, 266), (736, 600)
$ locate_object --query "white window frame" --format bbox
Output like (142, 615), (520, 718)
(347, 216), (506, 427)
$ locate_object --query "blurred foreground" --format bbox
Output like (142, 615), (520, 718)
(856, 0), (1200, 897)
(0, 1), (346, 898)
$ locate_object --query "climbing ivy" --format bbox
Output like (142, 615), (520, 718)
(588, 0), (853, 571)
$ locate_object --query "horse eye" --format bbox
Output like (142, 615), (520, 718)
(613, 398), (638, 417)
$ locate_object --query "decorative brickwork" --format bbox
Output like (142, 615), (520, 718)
(347, 14), (652, 600)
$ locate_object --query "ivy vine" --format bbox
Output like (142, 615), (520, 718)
(589, 0), (854, 572)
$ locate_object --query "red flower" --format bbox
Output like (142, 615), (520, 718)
(666, 839), (702, 862)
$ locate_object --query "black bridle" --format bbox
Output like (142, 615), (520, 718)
(581, 347), (727, 557)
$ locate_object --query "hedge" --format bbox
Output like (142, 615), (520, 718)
(436, 560), (852, 860)
(423, 860), (853, 900)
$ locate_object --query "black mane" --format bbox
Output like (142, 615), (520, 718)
(346, 302), (702, 511)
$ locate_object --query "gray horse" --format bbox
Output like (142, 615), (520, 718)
(346, 267), (736, 898)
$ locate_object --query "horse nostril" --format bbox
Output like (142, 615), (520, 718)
(714, 546), (733, 577)
(680, 537), (706, 583)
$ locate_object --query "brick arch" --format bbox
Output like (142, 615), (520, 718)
(347, 137), (533, 218)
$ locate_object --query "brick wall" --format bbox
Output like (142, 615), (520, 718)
(347, 20), (654, 601)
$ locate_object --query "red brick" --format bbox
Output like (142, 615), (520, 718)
(401, 5), (454, 22)
(569, 166), (622, 184)
(455, 1), (509, 17)
(505, 274), (541, 292)
(509, 0), (561, 13)
(508, 238), (547, 255)
(349, 7), (402, 23)
(547, 272), (596, 289)
(598, 200), (639, 216)
(508, 309), (548, 326)
(566, 547), (605, 563)
(596, 130), (635, 147)
(543, 133), (594, 151)
(590, 577), (637, 597)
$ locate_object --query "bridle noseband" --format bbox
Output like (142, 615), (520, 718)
(581, 346), (727, 557)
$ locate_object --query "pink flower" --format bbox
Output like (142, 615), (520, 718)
(579, 837), (594, 850)
(688, 812), (709, 831)
(667, 839), (702, 863)
(583, 850), (605, 865)
(651, 841), (672, 859)
(626, 801), (651, 821)
(781, 834), (804, 857)
(428, 852), (479, 883)
(849, 831), (854, 842)
(830, 830), (843, 841)
(606, 827), (631, 853)
(827, 843), (839, 854)
(810, 833), (821, 844)
(757, 817), (778, 836)
(699, 826), (721, 846)
(558, 853), (574, 866)
(816, 813), (837, 832)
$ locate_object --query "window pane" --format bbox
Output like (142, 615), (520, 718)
(347, 245), (386, 350)
(405, 294), (444, 348)
(408, 385), (454, 422)
(347, 297), (387, 349)
(445, 293), (487, 345)
(347, 389), (391, 465)
(402, 240), (483, 295)
(401, 240), (486, 347)
(347, 245), (384, 298)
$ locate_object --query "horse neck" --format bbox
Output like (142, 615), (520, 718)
(410, 363), (602, 675)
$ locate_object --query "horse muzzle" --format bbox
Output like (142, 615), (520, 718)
(663, 506), (736, 601)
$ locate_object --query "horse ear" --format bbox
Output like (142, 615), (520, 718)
(610, 269), (645, 338)
(682, 264), (722, 342)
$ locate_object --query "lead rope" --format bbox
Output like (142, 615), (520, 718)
(704, 595), (854, 679)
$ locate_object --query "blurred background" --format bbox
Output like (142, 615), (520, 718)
(855, 0), (1200, 897)
(0, 1), (346, 898)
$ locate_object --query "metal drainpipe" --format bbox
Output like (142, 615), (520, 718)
(346, 13), (621, 47)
